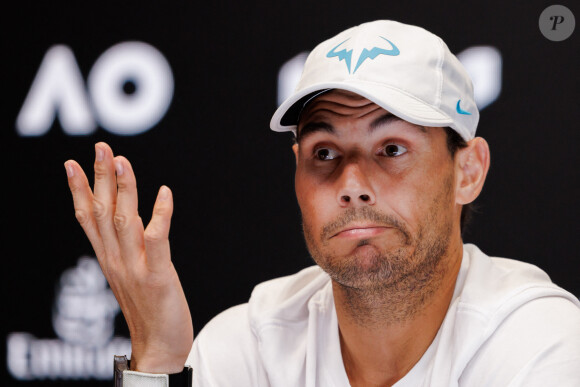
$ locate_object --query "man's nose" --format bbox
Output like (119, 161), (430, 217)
(336, 161), (376, 207)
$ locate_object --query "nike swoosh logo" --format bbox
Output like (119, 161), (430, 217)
(456, 100), (472, 115)
(327, 36), (400, 74)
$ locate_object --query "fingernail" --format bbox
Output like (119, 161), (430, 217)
(159, 186), (169, 200)
(115, 160), (124, 176)
(64, 162), (74, 177)
(95, 145), (104, 162)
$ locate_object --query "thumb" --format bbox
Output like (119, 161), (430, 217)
(144, 185), (173, 271)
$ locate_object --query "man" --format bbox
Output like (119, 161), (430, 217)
(65, 20), (580, 386)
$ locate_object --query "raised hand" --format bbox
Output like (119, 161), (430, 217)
(64, 142), (193, 373)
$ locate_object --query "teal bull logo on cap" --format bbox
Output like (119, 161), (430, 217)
(326, 36), (400, 74)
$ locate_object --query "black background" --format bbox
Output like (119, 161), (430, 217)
(2, 1), (579, 385)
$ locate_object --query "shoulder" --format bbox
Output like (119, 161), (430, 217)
(454, 245), (580, 386)
(248, 265), (330, 326)
(459, 244), (579, 313)
(458, 295), (580, 386)
(187, 265), (331, 385)
(188, 304), (262, 385)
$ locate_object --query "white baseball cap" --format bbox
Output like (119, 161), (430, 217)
(270, 20), (479, 141)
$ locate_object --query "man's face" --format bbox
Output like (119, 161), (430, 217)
(293, 90), (461, 291)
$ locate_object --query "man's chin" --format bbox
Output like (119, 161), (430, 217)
(332, 236), (401, 259)
(317, 245), (401, 290)
(351, 243), (385, 269)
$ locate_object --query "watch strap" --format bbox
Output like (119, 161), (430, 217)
(169, 366), (193, 386)
(114, 355), (192, 387)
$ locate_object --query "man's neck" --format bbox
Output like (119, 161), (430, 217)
(333, 241), (463, 387)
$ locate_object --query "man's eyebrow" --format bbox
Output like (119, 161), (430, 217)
(370, 113), (401, 130)
(297, 112), (427, 142)
(297, 121), (334, 142)
(370, 113), (426, 133)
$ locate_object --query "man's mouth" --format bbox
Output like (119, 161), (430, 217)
(331, 225), (392, 239)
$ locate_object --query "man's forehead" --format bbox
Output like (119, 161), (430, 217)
(298, 90), (380, 125)
(303, 90), (372, 110)
(296, 89), (430, 142)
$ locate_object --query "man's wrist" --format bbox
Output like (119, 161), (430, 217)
(130, 353), (187, 374)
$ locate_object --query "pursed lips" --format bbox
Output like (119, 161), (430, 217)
(331, 224), (392, 239)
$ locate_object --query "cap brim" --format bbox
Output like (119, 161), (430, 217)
(270, 80), (453, 133)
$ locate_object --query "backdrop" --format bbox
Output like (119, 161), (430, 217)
(2, 1), (578, 385)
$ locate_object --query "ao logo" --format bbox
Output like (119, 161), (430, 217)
(16, 42), (174, 136)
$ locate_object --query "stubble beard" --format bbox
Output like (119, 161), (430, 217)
(302, 179), (455, 326)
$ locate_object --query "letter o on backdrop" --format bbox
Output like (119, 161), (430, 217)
(88, 42), (174, 135)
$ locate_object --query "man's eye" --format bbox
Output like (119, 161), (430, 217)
(382, 144), (408, 157)
(315, 148), (339, 160)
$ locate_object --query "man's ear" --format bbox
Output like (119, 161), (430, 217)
(455, 137), (490, 205)
(292, 143), (299, 166)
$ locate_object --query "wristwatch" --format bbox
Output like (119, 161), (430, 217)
(114, 355), (193, 386)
